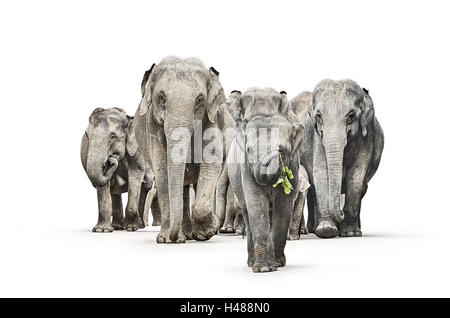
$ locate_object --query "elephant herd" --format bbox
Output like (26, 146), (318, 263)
(80, 56), (384, 273)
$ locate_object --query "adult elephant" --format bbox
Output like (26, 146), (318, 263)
(294, 80), (384, 238)
(134, 57), (233, 243)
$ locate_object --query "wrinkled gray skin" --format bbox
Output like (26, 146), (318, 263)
(134, 57), (234, 243)
(286, 164), (310, 240)
(294, 80), (384, 238)
(227, 88), (304, 272)
(216, 182), (244, 234)
(143, 181), (161, 226)
(80, 108), (155, 232)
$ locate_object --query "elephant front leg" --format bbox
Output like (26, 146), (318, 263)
(243, 184), (276, 272)
(124, 168), (145, 232)
(93, 184), (114, 233)
(191, 162), (221, 241)
(111, 193), (124, 230)
(272, 195), (295, 267)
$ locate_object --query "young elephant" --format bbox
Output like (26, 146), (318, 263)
(227, 88), (304, 273)
(80, 107), (154, 232)
(294, 80), (384, 238)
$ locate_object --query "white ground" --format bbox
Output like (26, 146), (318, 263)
(0, 219), (447, 298)
(1, 1), (450, 297)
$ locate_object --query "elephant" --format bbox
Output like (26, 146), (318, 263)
(226, 88), (305, 272)
(80, 107), (155, 232)
(134, 57), (234, 243)
(293, 80), (384, 238)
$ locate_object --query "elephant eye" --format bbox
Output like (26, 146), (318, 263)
(315, 113), (323, 124)
(195, 95), (205, 112)
(158, 92), (166, 106)
(347, 112), (355, 124)
(110, 133), (117, 140)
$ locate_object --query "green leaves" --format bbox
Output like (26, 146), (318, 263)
(272, 153), (294, 195)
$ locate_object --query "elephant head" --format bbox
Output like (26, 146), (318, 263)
(228, 88), (304, 186)
(309, 79), (374, 223)
(85, 107), (138, 188)
(138, 57), (225, 242)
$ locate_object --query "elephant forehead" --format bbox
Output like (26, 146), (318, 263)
(156, 68), (207, 92)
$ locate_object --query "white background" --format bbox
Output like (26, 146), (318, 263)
(0, 0), (449, 297)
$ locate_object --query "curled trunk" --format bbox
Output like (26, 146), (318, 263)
(86, 140), (117, 188)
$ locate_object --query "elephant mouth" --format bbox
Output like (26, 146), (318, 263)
(102, 157), (119, 179)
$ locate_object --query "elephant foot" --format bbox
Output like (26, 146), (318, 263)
(235, 227), (243, 235)
(124, 214), (144, 232)
(92, 223), (113, 233)
(287, 232), (300, 240)
(307, 224), (315, 234)
(152, 220), (161, 226)
(315, 219), (338, 238)
(247, 256), (255, 267)
(184, 231), (193, 240)
(339, 223), (362, 237)
(192, 213), (219, 241)
(275, 255), (286, 267)
(219, 225), (235, 233)
(252, 261), (278, 273)
(156, 230), (186, 243)
(112, 221), (124, 230)
(300, 225), (308, 235)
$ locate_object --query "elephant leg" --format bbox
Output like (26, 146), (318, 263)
(339, 154), (370, 237)
(143, 187), (156, 226)
(191, 162), (221, 241)
(219, 184), (236, 233)
(241, 207), (255, 267)
(300, 212), (308, 235)
(124, 166), (145, 232)
(306, 188), (316, 233)
(111, 193), (124, 230)
(272, 195), (294, 267)
(182, 185), (193, 240)
(93, 184), (113, 233)
(234, 205), (244, 235)
(138, 184), (149, 229)
(243, 182), (276, 273)
(151, 194), (161, 226)
(288, 192), (306, 240)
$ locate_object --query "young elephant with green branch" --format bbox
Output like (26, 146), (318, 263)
(226, 88), (305, 273)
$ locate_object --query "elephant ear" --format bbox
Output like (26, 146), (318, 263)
(126, 116), (138, 156)
(288, 111), (304, 153)
(206, 67), (226, 123)
(227, 90), (243, 122)
(279, 91), (290, 117)
(138, 64), (156, 116)
(360, 88), (374, 137)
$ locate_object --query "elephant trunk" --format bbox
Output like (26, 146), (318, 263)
(323, 134), (345, 223)
(166, 125), (192, 243)
(86, 139), (118, 188)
